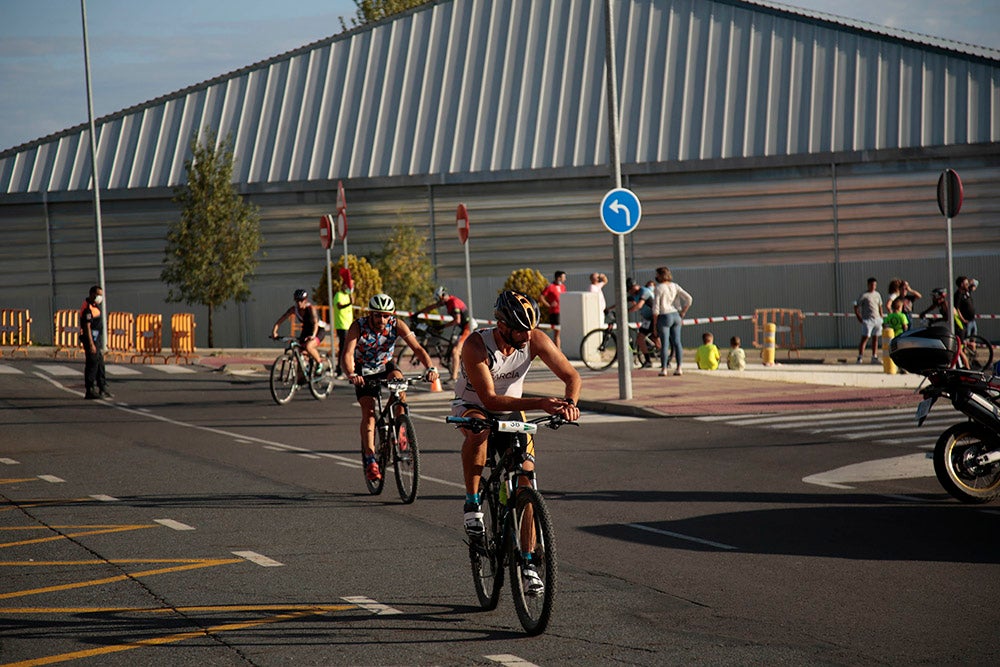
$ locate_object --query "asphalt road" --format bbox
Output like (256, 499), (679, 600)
(1, 360), (998, 666)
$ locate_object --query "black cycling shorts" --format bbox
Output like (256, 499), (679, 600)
(354, 362), (398, 400)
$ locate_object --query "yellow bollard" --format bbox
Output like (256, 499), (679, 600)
(762, 322), (776, 366)
(882, 326), (897, 374)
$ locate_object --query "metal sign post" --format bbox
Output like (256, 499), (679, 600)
(603, 0), (632, 400)
(937, 169), (963, 337)
(81, 0), (107, 351)
(336, 181), (349, 274)
(457, 204), (475, 326)
(320, 215), (334, 319)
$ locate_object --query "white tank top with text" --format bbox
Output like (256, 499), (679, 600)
(452, 328), (532, 409)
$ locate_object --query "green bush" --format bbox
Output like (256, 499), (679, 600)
(502, 268), (550, 321)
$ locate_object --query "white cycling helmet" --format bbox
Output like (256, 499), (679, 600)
(434, 285), (448, 299)
(368, 293), (395, 313)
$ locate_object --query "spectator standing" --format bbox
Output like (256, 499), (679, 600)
(727, 336), (746, 370)
(589, 272), (608, 320)
(955, 276), (977, 337)
(539, 271), (567, 349)
(695, 332), (720, 370)
(854, 277), (883, 364)
(79, 285), (111, 400)
(883, 297), (909, 337)
(651, 266), (693, 377)
(332, 278), (354, 378)
(899, 280), (922, 326)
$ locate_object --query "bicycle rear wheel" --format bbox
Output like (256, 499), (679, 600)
(509, 486), (557, 635)
(392, 414), (420, 504)
(579, 329), (618, 371)
(471, 479), (504, 610)
(309, 354), (335, 399)
(269, 352), (298, 405)
(964, 335), (994, 371)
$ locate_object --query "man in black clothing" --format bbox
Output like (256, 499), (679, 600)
(955, 276), (977, 337)
(79, 285), (111, 399)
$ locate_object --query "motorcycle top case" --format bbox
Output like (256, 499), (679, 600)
(889, 325), (957, 373)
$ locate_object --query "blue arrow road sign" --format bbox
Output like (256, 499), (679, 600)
(600, 188), (642, 235)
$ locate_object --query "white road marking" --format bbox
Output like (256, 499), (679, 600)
(0, 365), (23, 374)
(148, 365), (196, 374)
(625, 523), (738, 550)
(232, 551), (284, 567)
(299, 453), (321, 459)
(802, 452), (933, 489)
(155, 519), (195, 531)
(696, 408), (916, 425)
(38, 475), (65, 483)
(486, 655), (541, 667)
(35, 364), (80, 377)
(89, 494), (118, 501)
(105, 364), (142, 376)
(0, 458), (19, 465)
(341, 596), (402, 615)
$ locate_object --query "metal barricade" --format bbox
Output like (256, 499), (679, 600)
(752, 308), (805, 358)
(166, 313), (197, 364)
(106, 311), (135, 362)
(132, 313), (164, 364)
(0, 308), (32, 356)
(53, 309), (83, 358)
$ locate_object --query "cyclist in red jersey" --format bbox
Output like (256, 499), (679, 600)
(417, 286), (472, 384)
(539, 271), (567, 349)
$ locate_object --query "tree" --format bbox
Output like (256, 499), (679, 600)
(339, 0), (426, 30)
(503, 268), (550, 321)
(316, 254), (382, 316)
(375, 223), (434, 313)
(162, 128), (263, 347)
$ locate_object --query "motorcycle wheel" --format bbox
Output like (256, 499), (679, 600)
(933, 422), (1000, 504)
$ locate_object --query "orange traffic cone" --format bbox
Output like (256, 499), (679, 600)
(429, 376), (443, 392)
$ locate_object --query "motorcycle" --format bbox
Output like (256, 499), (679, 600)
(890, 326), (1000, 503)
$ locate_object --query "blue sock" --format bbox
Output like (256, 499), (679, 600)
(465, 492), (480, 506)
(523, 552), (533, 562)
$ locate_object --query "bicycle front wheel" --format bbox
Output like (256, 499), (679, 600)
(509, 487), (557, 635)
(309, 354), (335, 399)
(579, 329), (618, 371)
(964, 335), (994, 371)
(471, 479), (504, 610)
(392, 414), (420, 504)
(269, 352), (298, 405)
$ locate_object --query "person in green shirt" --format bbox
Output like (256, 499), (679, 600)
(882, 297), (908, 338)
(332, 278), (355, 378)
(695, 331), (721, 370)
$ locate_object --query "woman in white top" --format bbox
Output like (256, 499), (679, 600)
(651, 266), (693, 376)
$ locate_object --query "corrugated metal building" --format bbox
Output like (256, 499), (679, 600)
(1, 0), (998, 349)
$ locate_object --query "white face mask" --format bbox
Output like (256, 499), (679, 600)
(93, 295), (103, 305)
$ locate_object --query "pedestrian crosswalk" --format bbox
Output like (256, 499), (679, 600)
(695, 405), (964, 447)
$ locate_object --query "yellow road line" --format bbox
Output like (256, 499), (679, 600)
(0, 499), (94, 513)
(0, 559), (226, 566)
(0, 604), (355, 614)
(0, 479), (37, 485)
(0, 559), (242, 600)
(0, 607), (337, 667)
(0, 525), (156, 549)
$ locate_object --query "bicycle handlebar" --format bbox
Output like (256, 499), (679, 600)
(445, 413), (577, 434)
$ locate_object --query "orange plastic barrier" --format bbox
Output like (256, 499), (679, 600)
(166, 313), (197, 364)
(752, 308), (805, 358)
(289, 305), (332, 350)
(132, 313), (164, 364)
(53, 309), (83, 358)
(0, 308), (32, 356)
(105, 311), (135, 362)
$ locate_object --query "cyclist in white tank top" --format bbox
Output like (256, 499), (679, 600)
(452, 291), (581, 562)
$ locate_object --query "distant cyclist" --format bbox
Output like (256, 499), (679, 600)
(342, 293), (439, 482)
(271, 289), (327, 375)
(417, 286), (472, 384)
(451, 290), (580, 594)
(627, 277), (657, 367)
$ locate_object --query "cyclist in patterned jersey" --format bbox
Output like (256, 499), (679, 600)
(417, 286), (472, 384)
(451, 290), (580, 592)
(271, 289), (327, 375)
(342, 293), (439, 482)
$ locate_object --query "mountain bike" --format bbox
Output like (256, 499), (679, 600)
(362, 373), (421, 504)
(579, 311), (657, 371)
(445, 412), (576, 635)
(396, 316), (456, 371)
(268, 336), (334, 404)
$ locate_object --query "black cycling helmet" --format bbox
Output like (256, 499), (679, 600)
(932, 287), (947, 298)
(293, 289), (309, 301)
(494, 290), (540, 331)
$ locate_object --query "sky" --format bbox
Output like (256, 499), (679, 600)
(1, 0), (998, 153)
